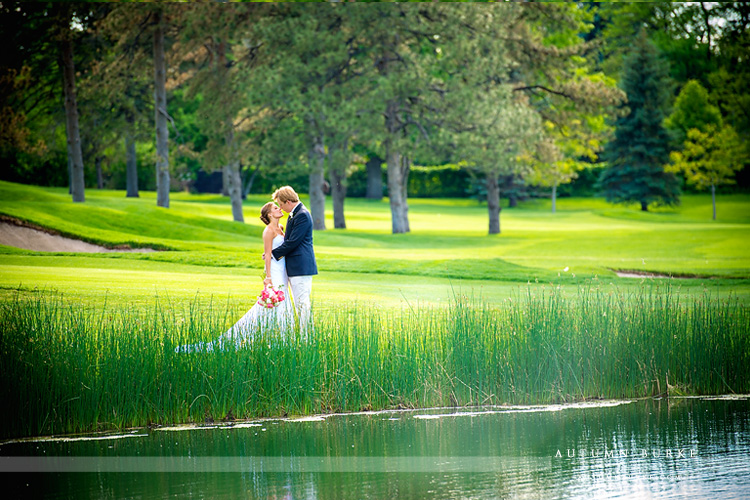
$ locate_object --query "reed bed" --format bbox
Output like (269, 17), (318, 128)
(1, 285), (748, 439)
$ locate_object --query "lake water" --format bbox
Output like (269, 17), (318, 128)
(2, 396), (748, 499)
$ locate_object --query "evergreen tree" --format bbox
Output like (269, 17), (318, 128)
(597, 33), (679, 211)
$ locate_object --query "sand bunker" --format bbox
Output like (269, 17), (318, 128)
(614, 270), (692, 279)
(0, 221), (155, 253)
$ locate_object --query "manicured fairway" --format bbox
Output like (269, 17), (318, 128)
(0, 180), (748, 308)
(1, 256), (747, 315)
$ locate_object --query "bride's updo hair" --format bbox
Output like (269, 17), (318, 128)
(259, 202), (275, 225)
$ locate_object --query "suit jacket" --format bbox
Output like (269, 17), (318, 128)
(271, 202), (318, 277)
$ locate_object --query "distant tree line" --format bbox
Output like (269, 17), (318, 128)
(1, 2), (748, 232)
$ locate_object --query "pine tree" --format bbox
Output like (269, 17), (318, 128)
(598, 33), (679, 211)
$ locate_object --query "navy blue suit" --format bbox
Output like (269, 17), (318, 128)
(271, 203), (318, 277)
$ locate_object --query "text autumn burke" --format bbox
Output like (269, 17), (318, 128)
(555, 448), (698, 459)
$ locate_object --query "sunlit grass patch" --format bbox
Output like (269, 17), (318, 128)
(1, 182), (748, 283)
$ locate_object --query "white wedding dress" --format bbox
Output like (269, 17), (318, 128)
(175, 234), (294, 353)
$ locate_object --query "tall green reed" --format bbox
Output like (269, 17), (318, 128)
(1, 284), (747, 439)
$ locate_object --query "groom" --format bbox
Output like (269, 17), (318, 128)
(268, 186), (317, 330)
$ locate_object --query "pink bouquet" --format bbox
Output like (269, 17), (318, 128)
(257, 285), (286, 309)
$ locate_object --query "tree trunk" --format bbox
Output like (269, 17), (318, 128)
(67, 142), (73, 195)
(227, 161), (244, 222)
(329, 142), (347, 230)
(400, 155), (410, 233)
(487, 172), (501, 235)
(365, 155), (383, 200)
(641, 200), (648, 212)
(96, 155), (104, 189)
(384, 100), (409, 234)
(711, 183), (716, 220)
(225, 129), (244, 223)
(60, 37), (85, 203)
(221, 166), (230, 196)
(330, 169), (347, 229)
(125, 129), (139, 198)
(385, 141), (410, 234)
(153, 10), (170, 208)
(212, 39), (241, 218)
(307, 128), (327, 231)
(551, 183), (557, 213)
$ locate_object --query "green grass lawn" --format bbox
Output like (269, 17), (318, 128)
(1, 180), (749, 308)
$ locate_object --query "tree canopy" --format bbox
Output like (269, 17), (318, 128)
(2, 1), (748, 230)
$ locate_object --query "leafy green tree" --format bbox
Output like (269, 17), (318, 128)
(665, 80), (722, 146)
(103, 3), (178, 205)
(501, 2), (623, 215)
(594, 2), (749, 189)
(76, 10), (139, 193)
(707, 4), (750, 181)
(0, 66), (46, 161)
(350, 3), (462, 234)
(598, 33), (679, 211)
(594, 2), (719, 84)
(526, 115), (611, 214)
(0, 3), (81, 190)
(350, 3), (531, 233)
(54, 3), (113, 199)
(454, 83), (540, 234)
(525, 136), (573, 215)
(323, 37), (372, 230)
(0, 5), (55, 182)
(667, 125), (747, 220)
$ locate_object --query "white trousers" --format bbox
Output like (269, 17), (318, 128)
(288, 275), (313, 331)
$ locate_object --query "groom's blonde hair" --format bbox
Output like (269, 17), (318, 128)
(273, 186), (299, 204)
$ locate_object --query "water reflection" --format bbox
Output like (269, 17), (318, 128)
(1, 397), (748, 499)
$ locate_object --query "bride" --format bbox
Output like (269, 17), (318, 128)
(175, 202), (294, 353)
